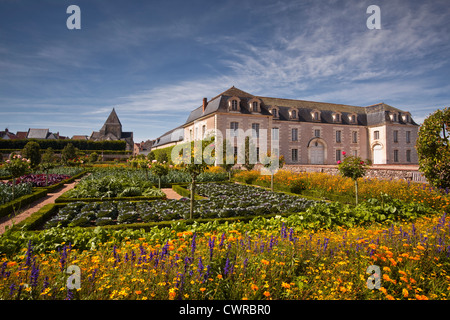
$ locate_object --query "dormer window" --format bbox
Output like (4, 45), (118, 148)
(228, 97), (241, 112)
(289, 108), (298, 120)
(270, 106), (279, 118)
(390, 112), (398, 122)
(348, 113), (357, 124)
(402, 113), (411, 123)
(311, 110), (321, 121)
(248, 98), (261, 113)
(333, 113), (341, 123)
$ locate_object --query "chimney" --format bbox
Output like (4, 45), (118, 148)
(202, 97), (208, 112)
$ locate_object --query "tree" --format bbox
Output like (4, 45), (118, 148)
(416, 107), (450, 189)
(337, 151), (370, 205)
(180, 139), (214, 220)
(21, 141), (41, 167)
(4, 154), (31, 199)
(61, 143), (77, 164)
(219, 139), (236, 180)
(260, 152), (285, 191)
(243, 136), (256, 171)
(149, 160), (169, 189)
(40, 148), (56, 186)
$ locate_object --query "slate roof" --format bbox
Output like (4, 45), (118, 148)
(27, 128), (50, 139)
(184, 86), (418, 127)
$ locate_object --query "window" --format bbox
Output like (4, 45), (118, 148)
(336, 130), (342, 143)
(202, 125), (206, 138)
(292, 128), (298, 141)
(374, 130), (380, 140)
(351, 115), (356, 123)
(272, 128), (279, 140)
(394, 150), (399, 162)
(393, 114), (397, 122)
(291, 110), (297, 119)
(231, 100), (238, 111)
(252, 123), (260, 138)
(189, 129), (193, 140)
(352, 131), (358, 143)
(233, 146), (238, 158)
(252, 101), (258, 112)
(314, 129), (320, 138)
(195, 127), (198, 140)
(256, 147), (260, 162)
(230, 122), (239, 137)
(406, 114), (410, 123)
(272, 108), (278, 117)
(406, 131), (411, 143)
(314, 112), (320, 121)
(406, 150), (411, 162)
(334, 113), (341, 122)
(292, 149), (298, 162)
(336, 149), (341, 162)
(393, 130), (398, 143)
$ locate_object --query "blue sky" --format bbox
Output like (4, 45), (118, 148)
(1, 0), (449, 143)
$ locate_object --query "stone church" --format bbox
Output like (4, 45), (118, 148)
(90, 108), (134, 151)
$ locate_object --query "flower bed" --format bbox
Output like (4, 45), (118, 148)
(234, 169), (450, 211)
(0, 212), (449, 300)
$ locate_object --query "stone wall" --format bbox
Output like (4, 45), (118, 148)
(281, 164), (427, 183)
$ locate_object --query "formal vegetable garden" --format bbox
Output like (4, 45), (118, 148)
(1, 164), (449, 301)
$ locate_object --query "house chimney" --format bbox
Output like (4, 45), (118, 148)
(202, 97), (208, 112)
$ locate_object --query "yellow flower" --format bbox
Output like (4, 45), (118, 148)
(281, 282), (291, 289)
(169, 288), (177, 300)
(402, 288), (409, 298)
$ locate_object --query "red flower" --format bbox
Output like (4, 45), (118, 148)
(360, 161), (365, 165)
(337, 160), (341, 164)
(342, 151), (346, 156)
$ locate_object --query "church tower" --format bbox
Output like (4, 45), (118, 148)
(99, 108), (122, 139)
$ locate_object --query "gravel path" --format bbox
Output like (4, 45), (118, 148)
(0, 179), (81, 235)
(161, 188), (183, 200)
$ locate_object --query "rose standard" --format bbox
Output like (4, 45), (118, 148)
(148, 160), (169, 189)
(337, 151), (370, 205)
(4, 154), (31, 200)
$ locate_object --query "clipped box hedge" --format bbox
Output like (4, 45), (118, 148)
(0, 188), (48, 219)
(55, 194), (167, 203)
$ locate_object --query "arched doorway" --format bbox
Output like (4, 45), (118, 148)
(309, 140), (324, 164)
(372, 144), (383, 164)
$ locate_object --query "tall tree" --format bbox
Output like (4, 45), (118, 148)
(21, 141), (41, 167)
(416, 107), (450, 189)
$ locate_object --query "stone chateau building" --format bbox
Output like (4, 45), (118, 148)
(90, 108), (134, 151)
(152, 87), (419, 165)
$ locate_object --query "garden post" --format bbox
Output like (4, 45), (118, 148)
(271, 173), (274, 191)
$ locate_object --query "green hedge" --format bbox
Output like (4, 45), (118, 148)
(0, 139), (126, 151)
(172, 184), (206, 200)
(13, 202), (293, 232)
(10, 203), (62, 231)
(0, 188), (48, 219)
(55, 194), (167, 203)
